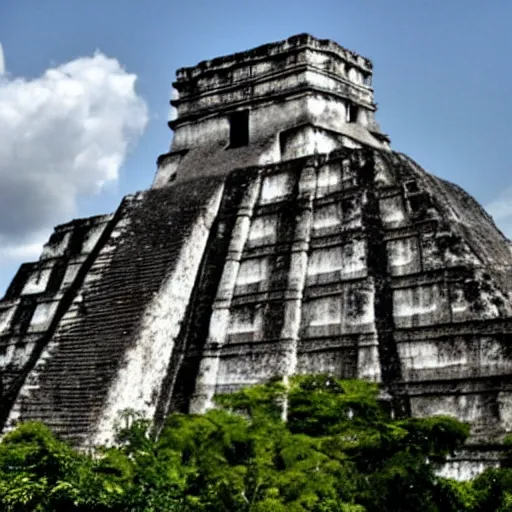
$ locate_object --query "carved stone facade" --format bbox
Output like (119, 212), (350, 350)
(1, 34), (511, 480)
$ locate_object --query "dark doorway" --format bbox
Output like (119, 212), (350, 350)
(229, 110), (249, 148)
(347, 103), (359, 123)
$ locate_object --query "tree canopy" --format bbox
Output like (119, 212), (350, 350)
(0, 375), (509, 511)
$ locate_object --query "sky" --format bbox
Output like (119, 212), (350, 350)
(0, 0), (511, 295)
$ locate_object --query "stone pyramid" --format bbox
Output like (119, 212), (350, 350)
(1, 34), (511, 479)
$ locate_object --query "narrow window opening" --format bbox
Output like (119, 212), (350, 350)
(347, 103), (359, 123)
(229, 110), (249, 148)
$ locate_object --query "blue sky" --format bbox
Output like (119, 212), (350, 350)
(0, 0), (511, 295)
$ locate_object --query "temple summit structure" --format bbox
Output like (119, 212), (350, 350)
(1, 34), (512, 480)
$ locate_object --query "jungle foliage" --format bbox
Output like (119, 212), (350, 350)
(0, 375), (510, 511)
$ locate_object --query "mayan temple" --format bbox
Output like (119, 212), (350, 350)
(1, 33), (512, 479)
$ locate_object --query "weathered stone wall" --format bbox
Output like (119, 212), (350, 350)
(184, 148), (512, 480)
(153, 34), (389, 189)
(0, 214), (113, 425)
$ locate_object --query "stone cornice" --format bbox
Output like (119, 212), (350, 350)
(175, 34), (373, 84)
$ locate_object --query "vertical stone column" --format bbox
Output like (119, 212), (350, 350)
(280, 166), (315, 418)
(190, 176), (262, 413)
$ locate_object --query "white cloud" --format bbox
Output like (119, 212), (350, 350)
(0, 238), (45, 261)
(0, 49), (148, 265)
(486, 186), (512, 239)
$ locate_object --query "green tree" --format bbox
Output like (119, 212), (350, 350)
(0, 421), (138, 511)
(0, 376), (475, 511)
